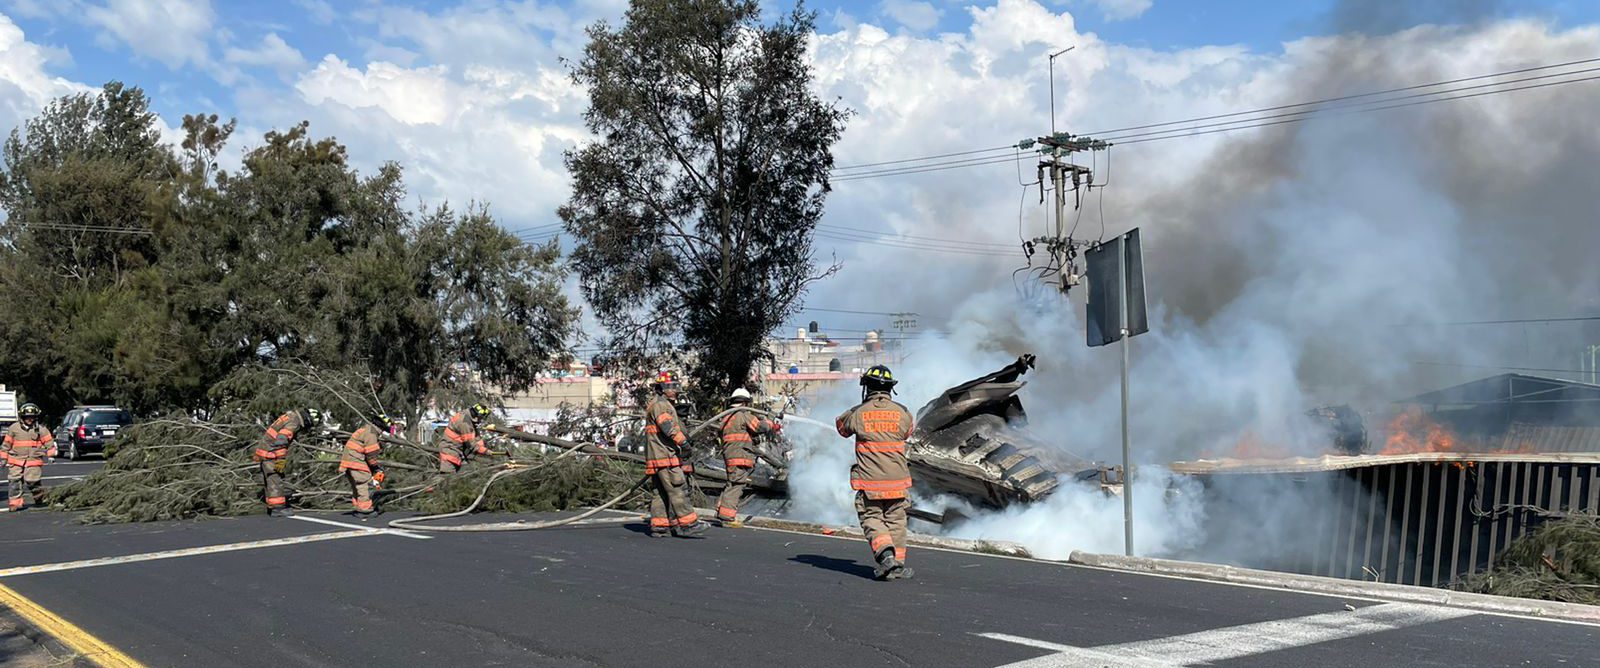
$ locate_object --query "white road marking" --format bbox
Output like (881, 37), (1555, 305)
(0, 530), (377, 578)
(0, 475), (84, 483)
(978, 602), (1476, 667)
(288, 514), (431, 540)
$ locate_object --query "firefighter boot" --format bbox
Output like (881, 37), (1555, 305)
(872, 548), (902, 581)
(673, 520), (710, 538)
(268, 507), (295, 518)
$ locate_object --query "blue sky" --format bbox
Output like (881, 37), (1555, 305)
(6, 1), (1598, 126)
(1, 0), (1598, 334)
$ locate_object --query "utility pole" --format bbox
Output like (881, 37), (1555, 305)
(1033, 133), (1108, 294)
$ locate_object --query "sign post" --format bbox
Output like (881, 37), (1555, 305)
(1085, 228), (1148, 556)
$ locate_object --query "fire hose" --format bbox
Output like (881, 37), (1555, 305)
(382, 407), (835, 533)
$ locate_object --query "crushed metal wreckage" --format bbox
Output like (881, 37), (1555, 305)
(695, 354), (1102, 523)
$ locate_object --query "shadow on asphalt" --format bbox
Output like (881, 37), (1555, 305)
(789, 554), (876, 580)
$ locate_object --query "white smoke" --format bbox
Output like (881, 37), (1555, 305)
(785, 11), (1600, 563)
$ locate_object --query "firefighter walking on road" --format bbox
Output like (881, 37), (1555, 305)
(715, 388), (781, 527)
(836, 365), (916, 581)
(437, 403), (494, 474)
(256, 408), (322, 517)
(5, 403), (56, 511)
(341, 414), (396, 519)
(645, 372), (707, 537)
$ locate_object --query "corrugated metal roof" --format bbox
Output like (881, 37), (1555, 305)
(1401, 373), (1600, 406)
(1499, 422), (1600, 453)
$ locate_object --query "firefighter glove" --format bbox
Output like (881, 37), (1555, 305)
(273, 459), (287, 473)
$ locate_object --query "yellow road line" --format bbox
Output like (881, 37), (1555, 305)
(0, 580), (146, 667)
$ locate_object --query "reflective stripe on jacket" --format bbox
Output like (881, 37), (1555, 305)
(255, 411), (305, 460)
(3, 422), (55, 466)
(835, 393), (914, 499)
(340, 425), (383, 472)
(644, 395), (686, 474)
(719, 408), (777, 467)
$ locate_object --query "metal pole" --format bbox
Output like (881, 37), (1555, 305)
(1119, 241), (1133, 557)
(1053, 162), (1066, 240)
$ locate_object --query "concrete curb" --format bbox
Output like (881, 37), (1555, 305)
(1067, 551), (1600, 625)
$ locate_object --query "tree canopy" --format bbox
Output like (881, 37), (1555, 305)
(0, 83), (579, 421)
(561, 0), (849, 402)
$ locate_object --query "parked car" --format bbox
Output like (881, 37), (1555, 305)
(55, 406), (134, 460)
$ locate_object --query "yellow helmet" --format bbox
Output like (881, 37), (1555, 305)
(861, 365), (897, 392)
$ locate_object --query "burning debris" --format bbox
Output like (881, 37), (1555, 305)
(907, 354), (1089, 507)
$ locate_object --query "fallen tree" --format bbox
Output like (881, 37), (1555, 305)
(1458, 512), (1600, 605)
(49, 363), (647, 523)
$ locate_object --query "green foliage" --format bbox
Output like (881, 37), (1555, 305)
(0, 83), (579, 419)
(561, 0), (850, 406)
(1458, 512), (1600, 605)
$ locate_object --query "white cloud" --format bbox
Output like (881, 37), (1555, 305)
(1084, 0), (1152, 21)
(224, 33), (305, 74)
(291, 0), (335, 25)
(83, 0), (215, 70)
(879, 0), (941, 32)
(277, 54), (588, 224)
(0, 13), (93, 133)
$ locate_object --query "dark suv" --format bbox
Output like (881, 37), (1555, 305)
(55, 406), (134, 459)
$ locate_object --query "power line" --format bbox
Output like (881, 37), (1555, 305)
(814, 227), (1018, 254)
(831, 144), (1020, 171)
(13, 222), (152, 235)
(797, 306), (908, 316)
(826, 55), (1600, 180)
(1083, 55), (1600, 138)
(815, 223), (1017, 250)
(830, 153), (1031, 183)
(1098, 63), (1600, 143)
(1113, 72), (1600, 147)
(1395, 315), (1600, 327)
(813, 230), (1016, 256)
(1411, 361), (1595, 376)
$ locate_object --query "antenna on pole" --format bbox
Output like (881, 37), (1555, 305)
(1048, 46), (1076, 135)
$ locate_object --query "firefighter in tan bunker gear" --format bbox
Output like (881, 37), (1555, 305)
(341, 414), (397, 519)
(836, 365), (915, 580)
(645, 371), (708, 537)
(255, 408), (322, 517)
(5, 403), (55, 511)
(715, 388), (781, 526)
(437, 403), (494, 473)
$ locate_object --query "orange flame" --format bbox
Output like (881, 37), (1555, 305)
(1379, 407), (1458, 455)
(1224, 430), (1294, 460)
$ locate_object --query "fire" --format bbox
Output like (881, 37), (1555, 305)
(1226, 430), (1293, 460)
(1379, 408), (1458, 455)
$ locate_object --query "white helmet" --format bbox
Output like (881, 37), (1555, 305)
(729, 388), (753, 404)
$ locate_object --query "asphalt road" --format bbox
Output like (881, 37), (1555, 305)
(0, 508), (1594, 668)
(0, 459), (102, 495)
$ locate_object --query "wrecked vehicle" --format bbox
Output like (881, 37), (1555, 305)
(908, 354), (1088, 507)
(690, 354), (1092, 518)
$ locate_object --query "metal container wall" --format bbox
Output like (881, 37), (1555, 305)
(1213, 462), (1600, 587)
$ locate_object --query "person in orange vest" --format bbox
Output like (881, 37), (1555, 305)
(836, 365), (915, 580)
(341, 413), (398, 519)
(436, 403), (495, 473)
(4, 403), (56, 511)
(714, 388), (781, 527)
(644, 371), (707, 537)
(255, 408), (323, 517)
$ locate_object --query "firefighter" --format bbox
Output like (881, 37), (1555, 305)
(714, 388), (781, 527)
(644, 371), (707, 537)
(341, 414), (397, 519)
(255, 408), (322, 517)
(4, 403), (56, 511)
(437, 403), (495, 474)
(836, 365), (915, 580)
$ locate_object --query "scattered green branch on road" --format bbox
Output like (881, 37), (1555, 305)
(1457, 512), (1600, 605)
